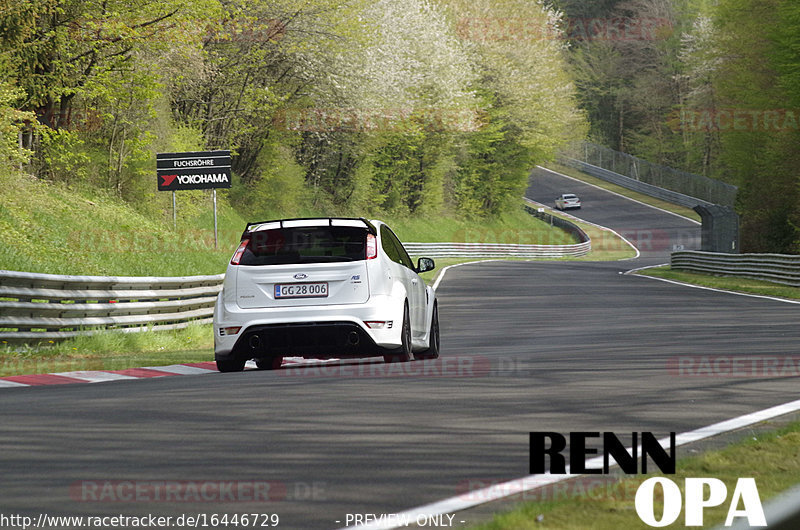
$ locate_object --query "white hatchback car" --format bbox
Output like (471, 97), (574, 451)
(555, 193), (581, 210)
(213, 218), (440, 372)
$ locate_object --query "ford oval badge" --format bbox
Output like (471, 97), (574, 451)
(293, 273), (308, 280)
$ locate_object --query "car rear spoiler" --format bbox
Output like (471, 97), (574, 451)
(240, 217), (377, 241)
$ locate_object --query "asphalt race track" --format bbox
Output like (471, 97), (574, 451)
(1, 168), (798, 529)
(527, 166), (701, 264)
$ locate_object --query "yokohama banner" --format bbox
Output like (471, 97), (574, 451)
(156, 151), (232, 191)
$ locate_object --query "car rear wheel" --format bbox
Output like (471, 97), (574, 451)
(384, 303), (413, 363)
(416, 303), (439, 360)
(216, 358), (246, 372)
(255, 356), (283, 370)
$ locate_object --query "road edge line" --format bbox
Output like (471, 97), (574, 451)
(535, 165), (701, 225)
(432, 260), (505, 292)
(523, 197), (640, 260)
(340, 397), (800, 530)
(627, 265), (800, 305)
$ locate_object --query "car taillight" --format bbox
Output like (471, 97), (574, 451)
(366, 233), (377, 260)
(364, 321), (393, 329)
(230, 239), (250, 265)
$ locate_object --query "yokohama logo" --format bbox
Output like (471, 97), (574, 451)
(159, 173), (230, 188)
(176, 174), (229, 184)
(157, 150), (232, 190)
(160, 174), (178, 187)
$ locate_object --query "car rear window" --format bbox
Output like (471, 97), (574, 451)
(240, 226), (368, 265)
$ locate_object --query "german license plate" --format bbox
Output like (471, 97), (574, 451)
(274, 282), (329, 299)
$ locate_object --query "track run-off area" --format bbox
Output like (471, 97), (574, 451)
(1, 167), (798, 529)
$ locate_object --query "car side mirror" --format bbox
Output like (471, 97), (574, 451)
(416, 257), (435, 273)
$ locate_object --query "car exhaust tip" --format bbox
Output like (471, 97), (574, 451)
(347, 331), (360, 346)
(249, 335), (261, 350)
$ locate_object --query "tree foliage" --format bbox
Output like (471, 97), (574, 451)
(711, 0), (800, 252)
(2, 0), (585, 223)
(560, 0), (800, 253)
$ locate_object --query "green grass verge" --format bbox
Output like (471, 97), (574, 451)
(523, 203), (638, 261)
(0, 172), (573, 276)
(471, 422), (800, 529)
(543, 163), (702, 223)
(0, 171), (633, 374)
(0, 323), (213, 376)
(0, 182), (578, 373)
(562, 218), (637, 261)
(389, 207), (574, 246)
(0, 174), (246, 276)
(0, 256), (522, 376)
(637, 266), (800, 301)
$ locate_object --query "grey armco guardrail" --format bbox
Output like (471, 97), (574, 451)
(671, 251), (800, 287)
(0, 270), (224, 343)
(559, 157), (715, 209)
(405, 205), (590, 259)
(524, 203), (592, 249)
(0, 208), (590, 343)
(404, 240), (590, 258)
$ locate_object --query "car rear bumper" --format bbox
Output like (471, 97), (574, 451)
(217, 321), (386, 362)
(213, 294), (405, 360)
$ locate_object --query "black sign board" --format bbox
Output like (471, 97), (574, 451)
(156, 150), (232, 191)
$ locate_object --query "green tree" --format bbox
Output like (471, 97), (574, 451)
(369, 117), (451, 215)
(438, 0), (586, 213)
(0, 81), (36, 170)
(713, 0), (799, 252)
(3, 0), (218, 193)
(290, 0), (477, 213)
(453, 91), (532, 217)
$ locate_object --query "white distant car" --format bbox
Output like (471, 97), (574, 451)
(213, 218), (440, 372)
(555, 193), (581, 210)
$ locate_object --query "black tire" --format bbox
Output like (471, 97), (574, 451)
(216, 358), (246, 372)
(384, 303), (413, 363)
(255, 356), (283, 370)
(416, 303), (439, 360)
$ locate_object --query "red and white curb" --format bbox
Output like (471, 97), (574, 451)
(0, 358), (340, 389)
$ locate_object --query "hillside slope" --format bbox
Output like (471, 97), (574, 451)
(0, 174), (576, 277)
(0, 174), (242, 276)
